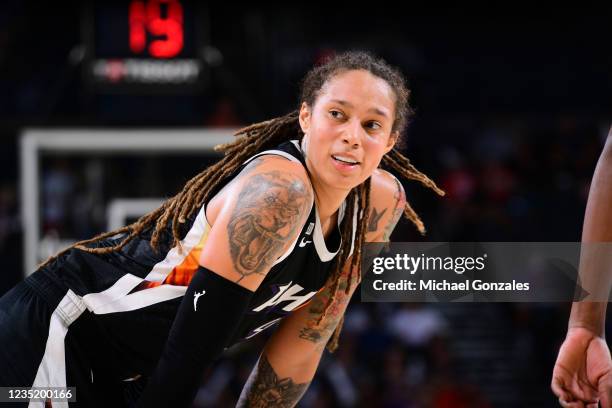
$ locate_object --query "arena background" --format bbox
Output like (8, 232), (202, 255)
(0, 3), (611, 407)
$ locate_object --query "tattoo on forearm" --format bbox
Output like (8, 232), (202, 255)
(367, 207), (387, 232)
(228, 171), (311, 282)
(298, 274), (352, 351)
(237, 354), (310, 408)
(382, 177), (406, 242)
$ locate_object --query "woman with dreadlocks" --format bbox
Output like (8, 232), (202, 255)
(0, 51), (443, 407)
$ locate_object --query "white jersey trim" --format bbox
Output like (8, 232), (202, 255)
(82, 274), (143, 313)
(82, 205), (208, 315)
(30, 289), (87, 408)
(90, 284), (187, 314)
(313, 204), (344, 262)
(144, 205), (207, 282)
(243, 149), (301, 165)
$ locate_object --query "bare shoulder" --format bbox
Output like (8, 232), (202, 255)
(227, 155), (314, 233)
(206, 154), (313, 226)
(232, 155), (312, 197)
(370, 169), (405, 206)
(366, 169), (406, 242)
(198, 154), (314, 291)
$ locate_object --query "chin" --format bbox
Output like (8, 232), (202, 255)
(332, 176), (364, 191)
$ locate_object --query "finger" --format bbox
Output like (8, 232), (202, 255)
(586, 403), (599, 408)
(599, 375), (612, 408)
(571, 378), (599, 403)
(553, 376), (573, 402)
(600, 385), (612, 408)
(576, 389), (600, 404)
(559, 397), (586, 408)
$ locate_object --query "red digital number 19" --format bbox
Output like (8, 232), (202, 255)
(129, 0), (184, 59)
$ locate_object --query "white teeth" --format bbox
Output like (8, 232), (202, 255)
(333, 155), (358, 164)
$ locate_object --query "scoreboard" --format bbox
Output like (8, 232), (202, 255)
(83, 0), (206, 92)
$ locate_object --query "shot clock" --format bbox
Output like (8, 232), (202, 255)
(83, 0), (207, 92)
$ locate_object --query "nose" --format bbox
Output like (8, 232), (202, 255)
(342, 119), (362, 148)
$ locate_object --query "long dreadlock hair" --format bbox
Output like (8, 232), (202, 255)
(39, 51), (444, 352)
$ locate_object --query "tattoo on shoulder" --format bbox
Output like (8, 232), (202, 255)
(237, 354), (310, 408)
(228, 171), (311, 282)
(367, 207), (387, 232)
(382, 177), (406, 242)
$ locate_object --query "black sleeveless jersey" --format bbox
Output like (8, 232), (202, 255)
(38, 139), (356, 379)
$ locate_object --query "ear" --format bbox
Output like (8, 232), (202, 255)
(298, 102), (311, 134)
(384, 131), (399, 154)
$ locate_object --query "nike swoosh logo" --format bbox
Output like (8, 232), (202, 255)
(299, 237), (311, 247)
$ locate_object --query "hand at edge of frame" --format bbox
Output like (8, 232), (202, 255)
(552, 327), (612, 407)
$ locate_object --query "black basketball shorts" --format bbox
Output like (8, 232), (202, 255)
(0, 270), (130, 408)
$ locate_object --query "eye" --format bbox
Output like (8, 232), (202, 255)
(365, 121), (382, 130)
(329, 110), (345, 120)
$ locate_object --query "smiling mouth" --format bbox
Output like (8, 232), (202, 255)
(332, 155), (360, 165)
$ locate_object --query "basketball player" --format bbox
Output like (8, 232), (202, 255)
(552, 126), (612, 408)
(0, 52), (444, 407)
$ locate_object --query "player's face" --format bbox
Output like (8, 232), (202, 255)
(299, 69), (398, 191)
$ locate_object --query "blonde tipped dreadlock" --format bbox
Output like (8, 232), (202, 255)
(38, 51), (445, 354)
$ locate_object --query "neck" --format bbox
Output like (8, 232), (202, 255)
(306, 169), (350, 229)
(313, 184), (347, 227)
(300, 138), (350, 228)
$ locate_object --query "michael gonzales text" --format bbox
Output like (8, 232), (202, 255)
(372, 279), (530, 291)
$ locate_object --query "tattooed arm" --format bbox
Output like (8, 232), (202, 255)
(237, 169), (406, 407)
(236, 258), (359, 408)
(135, 157), (313, 408)
(367, 169), (407, 242)
(199, 156), (313, 291)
